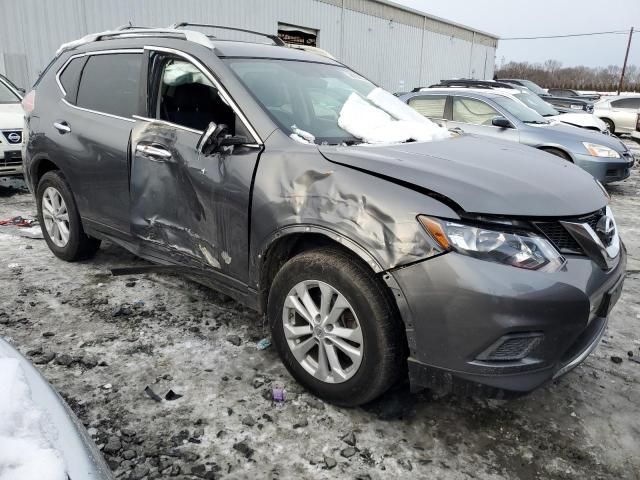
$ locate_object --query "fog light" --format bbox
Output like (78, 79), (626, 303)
(476, 333), (544, 361)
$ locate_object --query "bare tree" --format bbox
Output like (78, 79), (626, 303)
(496, 60), (639, 91)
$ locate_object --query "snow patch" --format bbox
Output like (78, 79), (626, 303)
(0, 359), (66, 480)
(291, 125), (316, 144)
(338, 88), (450, 144)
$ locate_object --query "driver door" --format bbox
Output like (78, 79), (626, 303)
(130, 48), (262, 284)
(448, 95), (519, 142)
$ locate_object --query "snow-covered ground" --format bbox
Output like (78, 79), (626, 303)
(0, 138), (639, 479)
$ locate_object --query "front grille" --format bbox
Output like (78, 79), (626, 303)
(1, 151), (22, 167)
(535, 208), (605, 255)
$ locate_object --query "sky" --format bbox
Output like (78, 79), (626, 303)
(393, 0), (639, 68)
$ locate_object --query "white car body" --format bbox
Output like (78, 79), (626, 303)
(549, 112), (608, 132)
(0, 76), (25, 176)
(593, 95), (640, 134)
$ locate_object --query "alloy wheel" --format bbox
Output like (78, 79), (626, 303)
(42, 186), (70, 247)
(282, 280), (363, 384)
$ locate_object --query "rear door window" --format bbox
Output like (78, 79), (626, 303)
(452, 97), (500, 125)
(408, 95), (447, 119)
(76, 53), (143, 118)
(611, 98), (640, 109)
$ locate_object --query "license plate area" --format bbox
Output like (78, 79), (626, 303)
(597, 275), (625, 317)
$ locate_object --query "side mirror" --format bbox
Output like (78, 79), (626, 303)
(196, 122), (219, 154)
(197, 122), (248, 155)
(219, 135), (249, 147)
(492, 116), (513, 129)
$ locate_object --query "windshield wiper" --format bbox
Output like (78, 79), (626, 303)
(524, 120), (549, 125)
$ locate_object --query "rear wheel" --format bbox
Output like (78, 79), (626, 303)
(36, 170), (100, 261)
(268, 247), (406, 406)
(601, 118), (615, 135)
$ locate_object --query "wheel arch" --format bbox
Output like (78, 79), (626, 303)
(537, 145), (574, 162)
(599, 117), (616, 133)
(255, 226), (384, 315)
(29, 155), (63, 190)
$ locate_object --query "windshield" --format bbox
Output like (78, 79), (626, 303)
(516, 80), (547, 96)
(493, 96), (549, 124)
(0, 80), (20, 103)
(513, 92), (558, 117)
(225, 58), (448, 145)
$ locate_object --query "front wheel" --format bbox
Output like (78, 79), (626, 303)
(268, 247), (406, 406)
(601, 118), (615, 135)
(36, 170), (100, 261)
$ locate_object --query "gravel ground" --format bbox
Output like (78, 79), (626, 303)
(1, 139), (639, 480)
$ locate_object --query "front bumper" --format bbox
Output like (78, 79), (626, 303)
(573, 151), (635, 183)
(390, 243), (626, 396)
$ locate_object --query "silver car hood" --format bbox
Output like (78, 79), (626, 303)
(319, 134), (608, 217)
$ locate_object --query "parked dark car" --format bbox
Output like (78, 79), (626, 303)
(499, 79), (594, 113)
(23, 25), (625, 405)
(548, 88), (600, 102)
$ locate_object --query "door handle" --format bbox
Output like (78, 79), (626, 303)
(53, 121), (71, 134)
(136, 144), (172, 160)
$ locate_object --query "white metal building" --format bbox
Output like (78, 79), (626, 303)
(0, 0), (498, 92)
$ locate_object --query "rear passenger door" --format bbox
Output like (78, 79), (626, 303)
(609, 98), (640, 132)
(129, 48), (262, 285)
(53, 50), (144, 233)
(448, 95), (519, 142)
(406, 95), (449, 126)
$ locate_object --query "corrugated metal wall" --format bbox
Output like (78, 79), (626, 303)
(0, 0), (497, 91)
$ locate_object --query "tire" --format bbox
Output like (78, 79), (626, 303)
(268, 247), (406, 406)
(601, 118), (615, 135)
(541, 147), (572, 162)
(36, 170), (100, 261)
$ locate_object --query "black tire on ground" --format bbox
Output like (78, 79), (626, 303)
(267, 247), (406, 407)
(36, 170), (101, 261)
(601, 118), (615, 135)
(541, 147), (572, 162)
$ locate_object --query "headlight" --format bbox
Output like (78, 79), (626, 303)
(418, 216), (565, 272)
(583, 142), (620, 158)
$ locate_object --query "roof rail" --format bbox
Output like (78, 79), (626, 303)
(434, 79), (517, 90)
(55, 27), (214, 55)
(170, 22), (286, 47)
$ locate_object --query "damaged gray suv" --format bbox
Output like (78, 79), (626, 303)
(24, 25), (626, 406)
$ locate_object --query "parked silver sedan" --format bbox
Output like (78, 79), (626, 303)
(593, 95), (640, 135)
(400, 88), (635, 183)
(0, 337), (114, 480)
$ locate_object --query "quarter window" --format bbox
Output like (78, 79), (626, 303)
(58, 57), (86, 103)
(76, 53), (143, 118)
(452, 97), (500, 125)
(408, 96), (447, 119)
